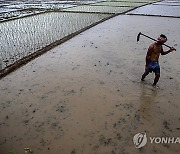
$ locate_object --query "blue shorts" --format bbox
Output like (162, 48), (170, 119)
(148, 61), (160, 73)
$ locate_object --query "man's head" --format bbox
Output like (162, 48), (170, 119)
(157, 34), (167, 44)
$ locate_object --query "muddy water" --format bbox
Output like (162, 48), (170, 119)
(0, 15), (179, 154)
(0, 12), (110, 69)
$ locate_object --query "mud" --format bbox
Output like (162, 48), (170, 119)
(0, 14), (179, 154)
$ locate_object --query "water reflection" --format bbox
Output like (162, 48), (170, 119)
(138, 83), (158, 121)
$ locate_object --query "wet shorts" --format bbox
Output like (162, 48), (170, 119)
(148, 61), (160, 73)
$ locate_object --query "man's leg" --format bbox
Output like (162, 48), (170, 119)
(153, 73), (160, 86)
(141, 69), (150, 81)
(153, 64), (160, 86)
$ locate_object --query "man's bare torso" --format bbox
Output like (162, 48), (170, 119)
(148, 43), (163, 62)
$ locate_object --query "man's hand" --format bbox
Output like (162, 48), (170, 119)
(169, 47), (176, 52)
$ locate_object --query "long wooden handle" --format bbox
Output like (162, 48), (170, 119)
(139, 32), (176, 50)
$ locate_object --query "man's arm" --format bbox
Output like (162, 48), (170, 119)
(161, 47), (176, 55)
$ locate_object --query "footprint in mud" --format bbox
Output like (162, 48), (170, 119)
(113, 117), (127, 128)
(72, 65), (81, 70)
(56, 105), (66, 113)
(114, 103), (134, 111)
(63, 89), (76, 96)
(134, 110), (141, 122)
(115, 133), (122, 140)
(39, 138), (51, 147)
(98, 135), (115, 146)
(163, 120), (172, 132)
(1, 100), (11, 109)
(71, 149), (76, 154)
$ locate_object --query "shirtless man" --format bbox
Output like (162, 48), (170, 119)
(141, 34), (175, 86)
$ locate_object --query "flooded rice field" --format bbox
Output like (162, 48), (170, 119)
(90, 1), (149, 7)
(0, 0), (180, 154)
(0, 12), (110, 69)
(127, 0), (180, 17)
(0, 14), (179, 154)
(63, 5), (134, 14)
(0, 0), (156, 74)
(0, 0), (100, 21)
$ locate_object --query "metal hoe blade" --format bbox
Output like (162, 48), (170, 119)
(137, 32), (141, 42)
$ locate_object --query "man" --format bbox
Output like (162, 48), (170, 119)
(141, 34), (175, 87)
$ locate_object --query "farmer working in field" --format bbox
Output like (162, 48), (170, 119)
(141, 34), (175, 87)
